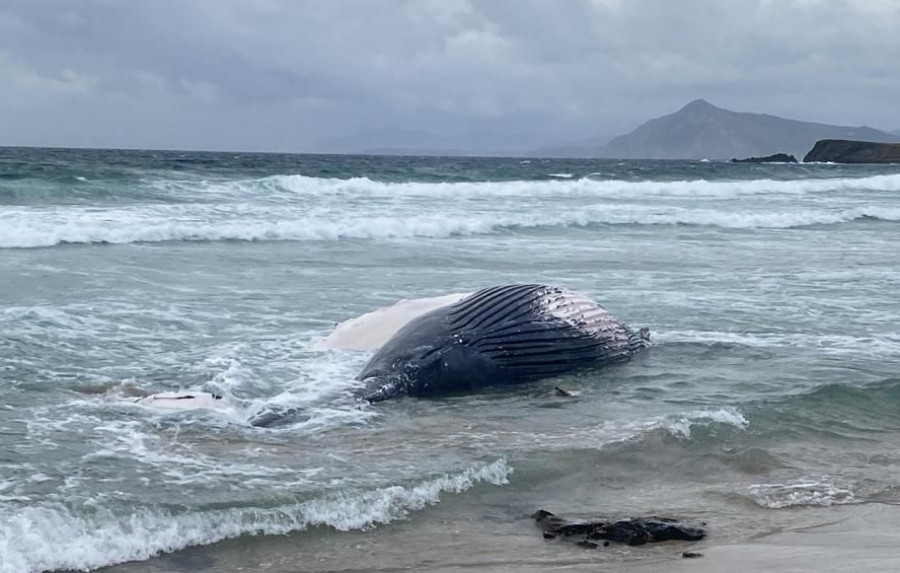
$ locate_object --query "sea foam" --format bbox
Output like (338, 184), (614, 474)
(238, 172), (900, 200)
(0, 458), (511, 573)
(4, 171), (900, 248)
(747, 477), (857, 509)
(2, 202), (898, 248)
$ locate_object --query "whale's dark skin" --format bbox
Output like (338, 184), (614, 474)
(358, 284), (650, 402)
(248, 285), (649, 427)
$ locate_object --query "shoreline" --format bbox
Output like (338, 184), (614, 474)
(631, 502), (900, 573)
(99, 502), (900, 573)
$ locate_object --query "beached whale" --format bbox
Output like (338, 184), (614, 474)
(358, 284), (651, 402)
(136, 285), (649, 426)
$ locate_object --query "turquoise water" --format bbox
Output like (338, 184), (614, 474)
(1, 147), (900, 572)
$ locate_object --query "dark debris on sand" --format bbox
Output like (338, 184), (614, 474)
(531, 509), (706, 548)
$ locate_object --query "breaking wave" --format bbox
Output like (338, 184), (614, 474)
(3, 203), (899, 248)
(200, 172), (900, 200)
(5, 170), (900, 248)
(0, 458), (511, 573)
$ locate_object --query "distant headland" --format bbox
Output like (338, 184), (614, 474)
(729, 139), (900, 164)
(593, 99), (899, 161)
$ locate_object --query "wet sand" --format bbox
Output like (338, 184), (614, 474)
(631, 503), (900, 573)
(99, 502), (900, 573)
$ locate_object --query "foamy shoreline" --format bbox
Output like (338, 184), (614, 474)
(99, 503), (900, 573)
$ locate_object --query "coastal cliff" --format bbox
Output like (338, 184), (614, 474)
(803, 140), (900, 163)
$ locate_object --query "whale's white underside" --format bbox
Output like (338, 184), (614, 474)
(312, 292), (471, 352)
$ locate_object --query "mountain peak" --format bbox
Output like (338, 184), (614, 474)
(601, 100), (898, 160)
(679, 99), (720, 113)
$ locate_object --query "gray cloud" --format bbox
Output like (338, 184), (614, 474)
(1, 0), (897, 151)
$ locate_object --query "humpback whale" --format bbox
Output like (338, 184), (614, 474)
(358, 284), (650, 402)
(134, 285), (649, 427)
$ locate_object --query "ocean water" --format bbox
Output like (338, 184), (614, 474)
(1, 147), (899, 572)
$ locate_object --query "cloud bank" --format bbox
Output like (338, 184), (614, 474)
(1, 0), (897, 151)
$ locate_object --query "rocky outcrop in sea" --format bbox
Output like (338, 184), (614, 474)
(803, 140), (900, 163)
(730, 153), (797, 163)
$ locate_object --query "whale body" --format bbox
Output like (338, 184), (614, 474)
(358, 284), (650, 402)
(134, 285), (650, 427)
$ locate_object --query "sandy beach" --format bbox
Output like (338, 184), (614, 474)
(631, 503), (900, 573)
(98, 501), (900, 573)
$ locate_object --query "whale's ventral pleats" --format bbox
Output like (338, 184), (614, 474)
(358, 285), (650, 402)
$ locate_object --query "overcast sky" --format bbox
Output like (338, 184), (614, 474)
(1, 0), (898, 152)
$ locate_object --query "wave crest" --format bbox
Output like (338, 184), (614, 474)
(2, 203), (898, 248)
(0, 458), (511, 573)
(247, 172), (900, 200)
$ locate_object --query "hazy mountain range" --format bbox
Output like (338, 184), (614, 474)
(314, 127), (598, 157)
(316, 100), (898, 159)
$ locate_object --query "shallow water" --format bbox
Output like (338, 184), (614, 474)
(1, 148), (899, 572)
